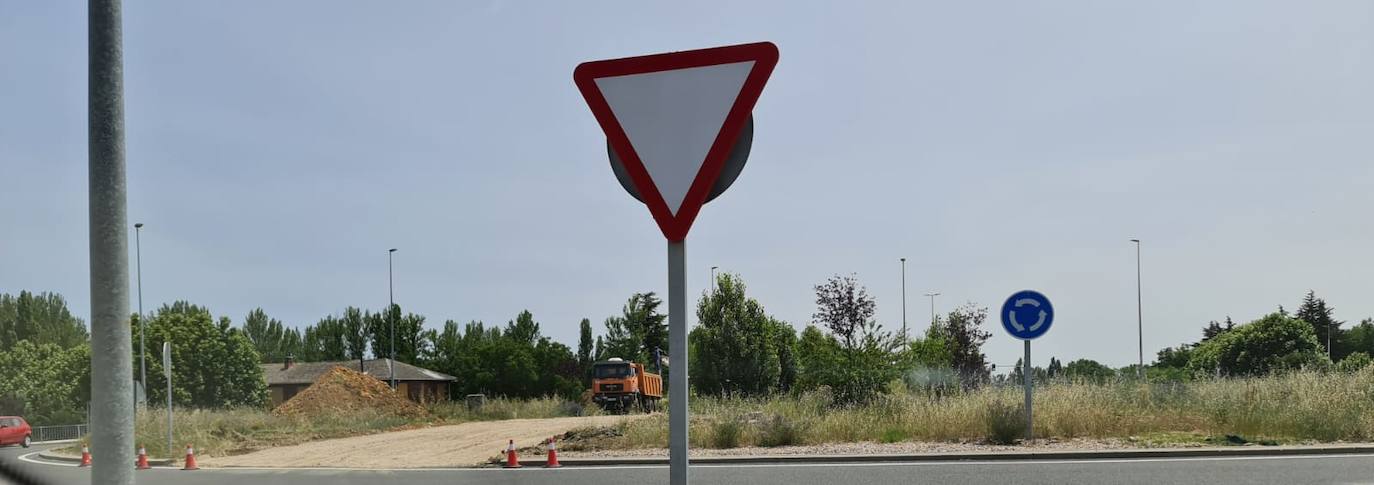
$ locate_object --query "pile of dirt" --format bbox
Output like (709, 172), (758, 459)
(273, 366), (428, 418)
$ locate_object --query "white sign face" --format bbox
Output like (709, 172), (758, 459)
(594, 61), (755, 215)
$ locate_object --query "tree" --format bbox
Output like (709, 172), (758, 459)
(1342, 319), (1374, 358)
(1296, 291), (1342, 360)
(601, 293), (668, 365)
(812, 275), (878, 350)
(301, 315), (347, 362)
(808, 275), (902, 403)
(941, 304), (992, 387)
(1047, 357), (1063, 379)
(902, 324), (956, 390)
(241, 308), (290, 363)
(420, 313), (582, 401)
(794, 325), (841, 393)
(341, 307), (368, 365)
(0, 291), (88, 351)
(577, 318), (594, 383)
(134, 302), (267, 408)
(1154, 344), (1193, 369)
(1188, 312), (1327, 376)
(1202, 317), (1235, 341)
(0, 340), (90, 425)
(1064, 359), (1115, 383)
(689, 273), (789, 396)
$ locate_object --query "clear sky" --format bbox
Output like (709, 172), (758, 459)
(3, 1), (1372, 369)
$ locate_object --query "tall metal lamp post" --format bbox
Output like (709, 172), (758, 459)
(388, 248), (398, 389)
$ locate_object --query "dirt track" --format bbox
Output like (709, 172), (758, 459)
(199, 415), (636, 468)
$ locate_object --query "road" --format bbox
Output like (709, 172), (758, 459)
(6, 445), (1374, 485)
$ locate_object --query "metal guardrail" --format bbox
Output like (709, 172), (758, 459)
(30, 424), (88, 443)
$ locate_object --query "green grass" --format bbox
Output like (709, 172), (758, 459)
(598, 368), (1374, 449)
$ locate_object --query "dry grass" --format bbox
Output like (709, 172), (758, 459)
(603, 368), (1374, 449)
(69, 396), (591, 459)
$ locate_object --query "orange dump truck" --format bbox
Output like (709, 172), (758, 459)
(591, 358), (662, 413)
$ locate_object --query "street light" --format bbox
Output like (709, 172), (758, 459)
(134, 223), (145, 407)
(388, 248), (398, 389)
(923, 292), (940, 327)
(900, 258), (907, 341)
(710, 266), (718, 293)
(1131, 239), (1143, 379)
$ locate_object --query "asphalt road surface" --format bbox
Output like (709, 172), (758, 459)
(6, 445), (1374, 485)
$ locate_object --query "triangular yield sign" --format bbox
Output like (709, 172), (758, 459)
(575, 42), (779, 241)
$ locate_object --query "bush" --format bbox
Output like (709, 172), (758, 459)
(711, 417), (744, 448)
(758, 415), (802, 447)
(984, 400), (1025, 445)
(879, 428), (908, 444)
(1188, 313), (1326, 376)
(1337, 353), (1373, 373)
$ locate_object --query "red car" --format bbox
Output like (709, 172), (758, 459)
(0, 416), (32, 448)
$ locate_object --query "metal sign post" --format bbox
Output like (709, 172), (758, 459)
(575, 42), (779, 485)
(667, 241), (687, 484)
(1000, 290), (1054, 443)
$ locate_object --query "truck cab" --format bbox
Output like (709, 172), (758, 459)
(591, 358), (662, 412)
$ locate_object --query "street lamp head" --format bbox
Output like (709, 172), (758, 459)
(134, 223), (143, 229)
(1130, 239), (1140, 243)
(900, 257), (906, 262)
(711, 266), (718, 271)
(389, 248), (398, 253)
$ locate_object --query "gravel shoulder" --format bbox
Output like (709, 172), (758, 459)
(199, 415), (637, 468)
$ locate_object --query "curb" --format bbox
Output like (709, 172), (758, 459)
(38, 449), (176, 467)
(547, 445), (1374, 466)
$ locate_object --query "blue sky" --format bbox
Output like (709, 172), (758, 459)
(3, 1), (1372, 369)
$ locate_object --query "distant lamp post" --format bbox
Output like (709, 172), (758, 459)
(134, 223), (146, 407)
(900, 258), (907, 341)
(710, 266), (719, 293)
(388, 248), (398, 389)
(1131, 239), (1143, 379)
(924, 292), (941, 327)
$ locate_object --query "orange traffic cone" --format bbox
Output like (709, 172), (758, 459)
(135, 445), (151, 470)
(78, 445), (92, 467)
(181, 444), (199, 470)
(502, 439), (522, 468)
(544, 437), (562, 468)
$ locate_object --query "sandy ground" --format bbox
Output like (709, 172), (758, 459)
(198, 415), (637, 468)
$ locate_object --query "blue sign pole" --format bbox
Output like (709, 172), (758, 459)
(1000, 290), (1054, 442)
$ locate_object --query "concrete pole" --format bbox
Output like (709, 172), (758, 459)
(668, 240), (688, 485)
(89, 0), (135, 482)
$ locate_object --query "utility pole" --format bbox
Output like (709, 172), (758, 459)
(1131, 239), (1143, 379)
(710, 266), (718, 294)
(89, 0), (135, 482)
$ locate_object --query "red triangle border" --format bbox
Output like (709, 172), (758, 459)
(574, 42), (779, 241)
